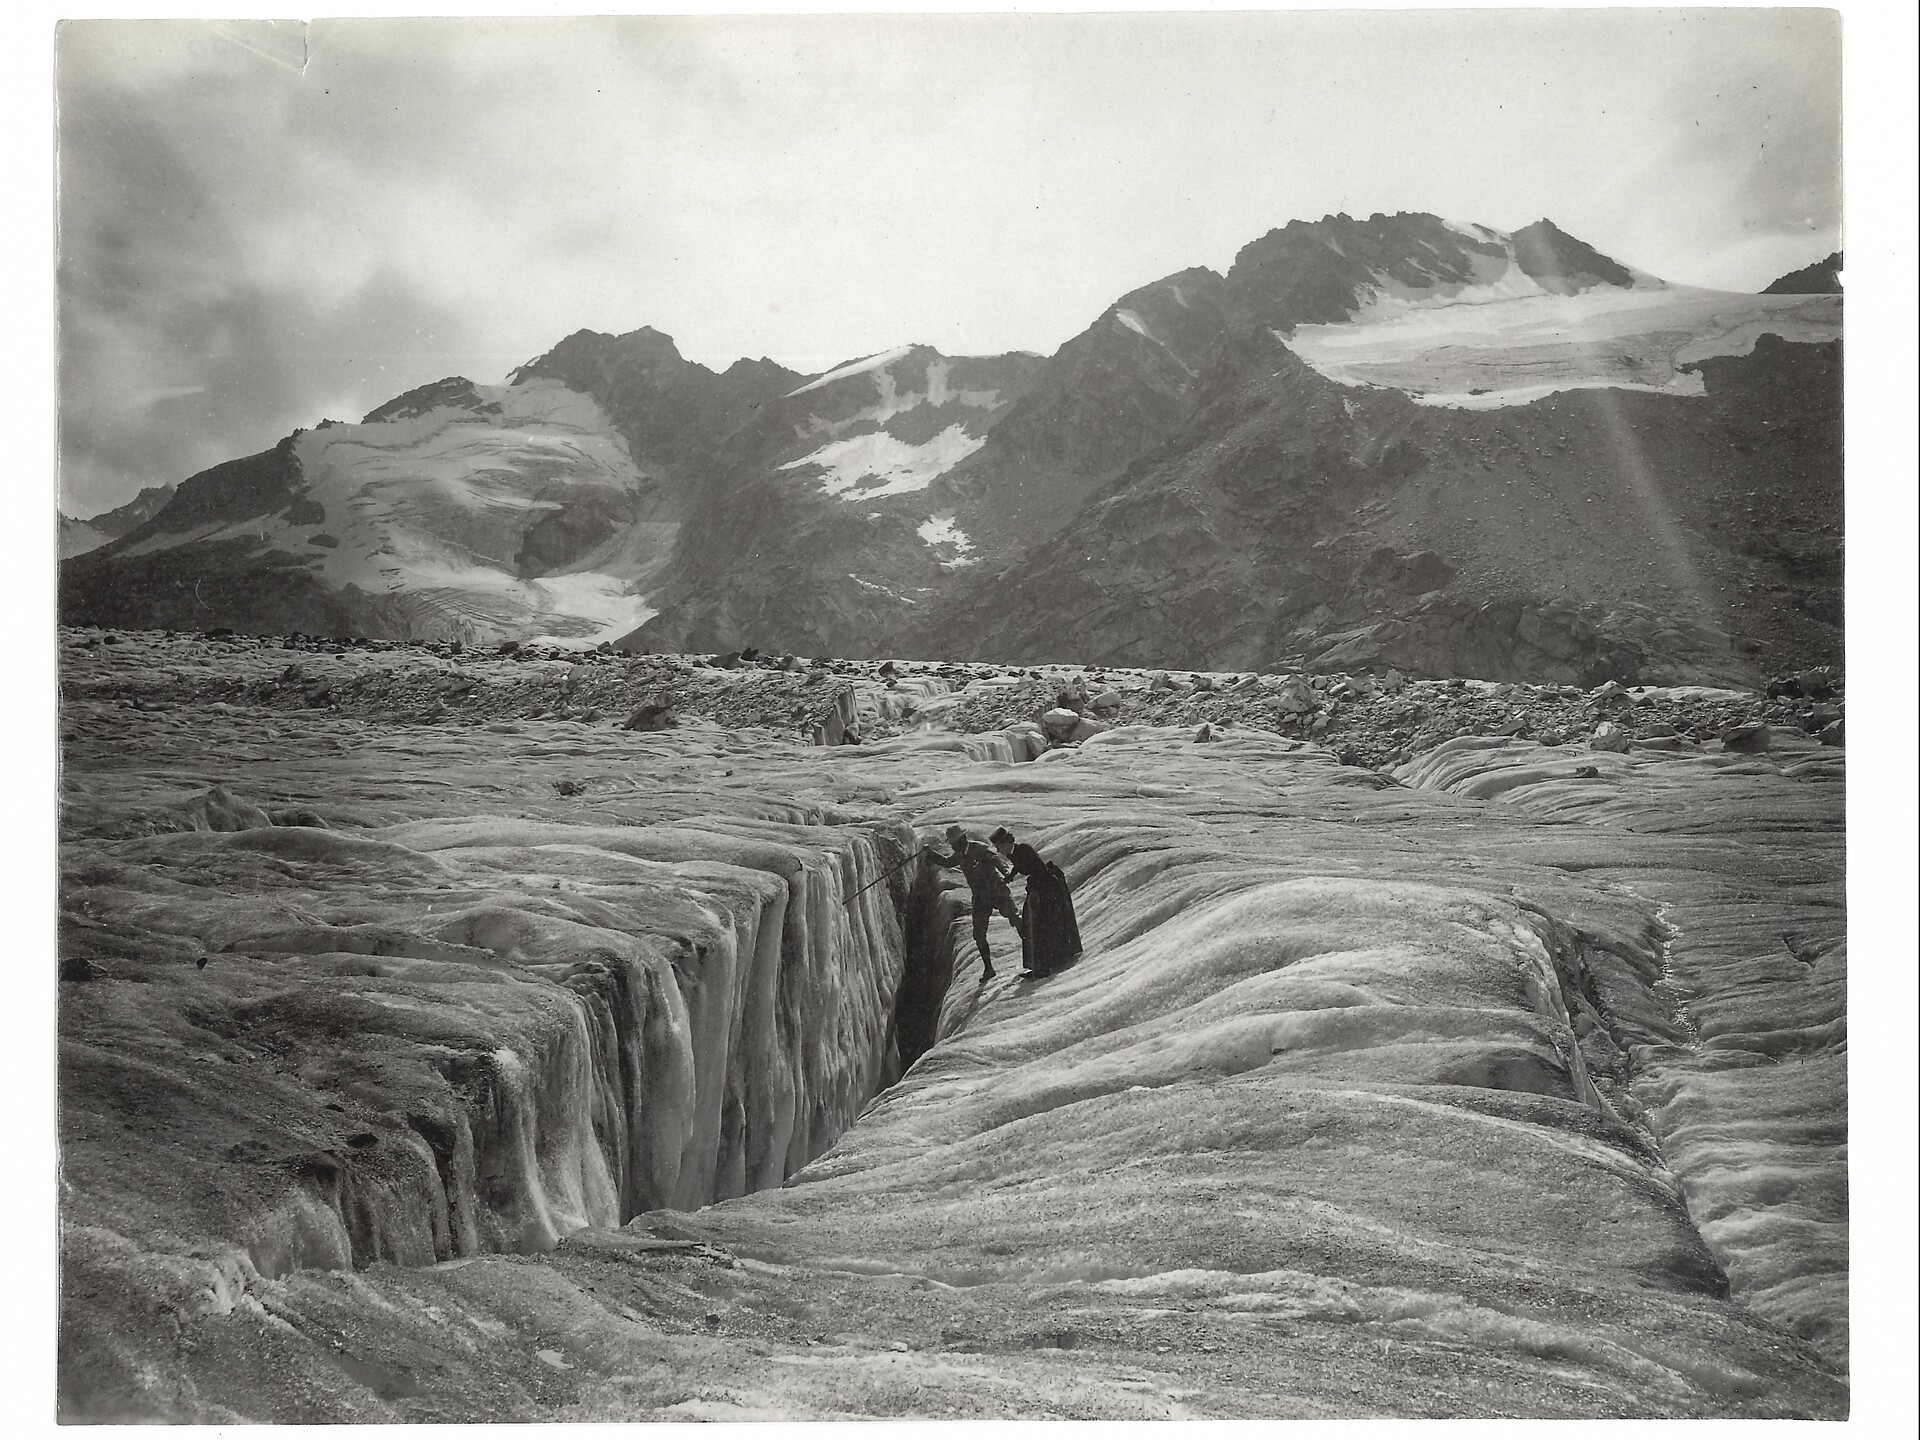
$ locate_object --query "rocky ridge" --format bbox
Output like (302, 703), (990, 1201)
(1762, 252), (1843, 295)
(60, 214), (1842, 687)
(59, 482), (179, 559)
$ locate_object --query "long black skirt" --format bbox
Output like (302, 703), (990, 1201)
(1020, 862), (1083, 974)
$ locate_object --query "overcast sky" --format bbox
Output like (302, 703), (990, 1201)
(55, 8), (1843, 517)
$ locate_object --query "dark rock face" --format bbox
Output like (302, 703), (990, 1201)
(1226, 211), (1511, 330)
(912, 319), (1842, 686)
(361, 375), (499, 425)
(621, 345), (1047, 657)
(1763, 252), (1843, 295)
(934, 271), (1229, 546)
(512, 490), (635, 578)
(122, 434), (306, 541)
(1509, 218), (1638, 292)
(510, 327), (801, 479)
(60, 539), (388, 638)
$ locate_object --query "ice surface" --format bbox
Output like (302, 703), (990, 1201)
(57, 656), (1848, 1421)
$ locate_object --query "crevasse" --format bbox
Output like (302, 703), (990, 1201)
(230, 820), (933, 1280)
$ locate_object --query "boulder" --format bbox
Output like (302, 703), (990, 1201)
(1089, 690), (1124, 715)
(1040, 707), (1083, 741)
(1795, 667), (1837, 701)
(1067, 716), (1109, 744)
(624, 699), (678, 732)
(1270, 676), (1316, 715)
(1817, 719), (1845, 747)
(1590, 723), (1631, 753)
(1721, 723), (1772, 754)
(1148, 671), (1174, 692)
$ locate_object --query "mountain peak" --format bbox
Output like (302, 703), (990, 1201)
(361, 375), (492, 426)
(613, 324), (682, 350)
(1509, 218), (1636, 293)
(1763, 251), (1843, 295)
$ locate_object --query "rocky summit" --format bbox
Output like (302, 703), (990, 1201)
(59, 213), (1841, 687)
(58, 627), (1847, 1421)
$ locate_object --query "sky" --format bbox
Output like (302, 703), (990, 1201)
(54, 8), (1845, 518)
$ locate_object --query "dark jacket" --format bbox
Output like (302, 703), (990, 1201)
(931, 839), (1013, 901)
(1010, 842), (1082, 972)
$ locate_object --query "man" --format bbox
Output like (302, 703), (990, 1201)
(928, 824), (1024, 981)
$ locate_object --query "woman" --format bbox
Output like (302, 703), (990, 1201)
(991, 827), (1082, 978)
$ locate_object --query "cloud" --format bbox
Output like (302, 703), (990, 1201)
(56, 22), (498, 516)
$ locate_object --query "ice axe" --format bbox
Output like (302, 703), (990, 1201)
(841, 845), (930, 905)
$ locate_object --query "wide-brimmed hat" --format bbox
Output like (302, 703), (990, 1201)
(945, 824), (968, 842)
(989, 826), (1015, 846)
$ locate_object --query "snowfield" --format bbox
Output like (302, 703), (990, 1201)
(793, 355), (1002, 442)
(917, 512), (978, 566)
(784, 424), (986, 499)
(1280, 285), (1841, 408)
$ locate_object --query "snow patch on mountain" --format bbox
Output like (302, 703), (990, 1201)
(795, 356), (1002, 441)
(785, 425), (985, 499)
(1114, 308), (1198, 376)
(1441, 217), (1500, 246)
(1280, 285), (1841, 408)
(848, 574), (916, 604)
(785, 346), (917, 399)
(917, 512), (977, 567)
